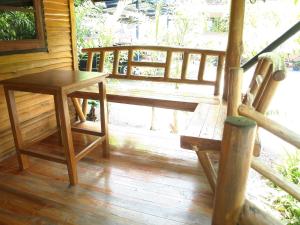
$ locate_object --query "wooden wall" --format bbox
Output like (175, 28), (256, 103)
(0, 0), (77, 159)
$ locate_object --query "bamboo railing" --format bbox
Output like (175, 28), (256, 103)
(82, 45), (226, 96)
(239, 104), (300, 202)
(212, 62), (299, 225)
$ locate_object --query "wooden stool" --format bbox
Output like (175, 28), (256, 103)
(1, 70), (109, 185)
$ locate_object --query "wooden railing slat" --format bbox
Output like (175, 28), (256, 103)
(214, 55), (225, 96)
(181, 52), (190, 80)
(198, 54), (206, 81)
(127, 49), (133, 76)
(164, 50), (173, 79)
(112, 50), (120, 75)
(98, 51), (105, 72)
(86, 51), (94, 72)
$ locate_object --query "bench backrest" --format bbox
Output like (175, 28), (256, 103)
(242, 53), (286, 114)
(81, 45), (226, 96)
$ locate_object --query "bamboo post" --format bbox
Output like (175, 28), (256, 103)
(227, 68), (243, 116)
(212, 116), (257, 225)
(223, 0), (246, 100)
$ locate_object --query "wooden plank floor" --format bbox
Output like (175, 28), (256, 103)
(0, 125), (213, 225)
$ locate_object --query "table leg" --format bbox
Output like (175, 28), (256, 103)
(54, 92), (78, 185)
(4, 88), (29, 170)
(99, 81), (109, 157)
(53, 95), (62, 145)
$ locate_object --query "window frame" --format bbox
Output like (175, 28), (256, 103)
(0, 0), (47, 55)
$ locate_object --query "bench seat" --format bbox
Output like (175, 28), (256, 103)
(69, 80), (221, 112)
(180, 101), (226, 151)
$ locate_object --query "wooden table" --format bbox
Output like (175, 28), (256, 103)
(1, 70), (108, 185)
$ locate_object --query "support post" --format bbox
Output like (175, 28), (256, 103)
(212, 116), (257, 225)
(223, 0), (246, 100)
(227, 68), (243, 116)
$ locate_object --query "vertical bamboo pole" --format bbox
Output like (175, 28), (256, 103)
(227, 68), (243, 116)
(212, 116), (257, 225)
(223, 0), (246, 100)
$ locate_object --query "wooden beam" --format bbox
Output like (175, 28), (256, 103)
(212, 116), (257, 225)
(69, 91), (198, 112)
(180, 136), (221, 151)
(223, 0), (246, 100)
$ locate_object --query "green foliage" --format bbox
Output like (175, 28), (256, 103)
(278, 152), (300, 186)
(88, 100), (99, 107)
(75, 1), (104, 59)
(0, 10), (36, 40)
(269, 151), (300, 225)
(206, 17), (229, 33)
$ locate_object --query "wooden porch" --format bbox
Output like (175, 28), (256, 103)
(0, 0), (299, 225)
(0, 124), (214, 225)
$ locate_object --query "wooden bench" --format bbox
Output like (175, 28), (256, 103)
(70, 45), (226, 121)
(180, 53), (286, 192)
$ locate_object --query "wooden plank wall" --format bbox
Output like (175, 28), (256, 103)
(0, 0), (76, 159)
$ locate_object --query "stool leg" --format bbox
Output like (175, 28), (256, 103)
(99, 81), (109, 157)
(54, 92), (78, 185)
(4, 88), (29, 170)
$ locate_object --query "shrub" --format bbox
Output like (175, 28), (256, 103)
(269, 151), (300, 225)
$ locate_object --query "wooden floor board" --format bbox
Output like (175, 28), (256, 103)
(0, 125), (213, 225)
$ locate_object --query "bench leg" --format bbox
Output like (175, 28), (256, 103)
(71, 97), (86, 122)
(195, 149), (217, 193)
(99, 82), (109, 158)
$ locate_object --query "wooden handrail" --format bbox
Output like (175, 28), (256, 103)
(242, 21), (300, 71)
(238, 104), (300, 149)
(81, 45), (226, 96)
(251, 158), (300, 201)
(82, 45), (226, 55)
(238, 104), (300, 202)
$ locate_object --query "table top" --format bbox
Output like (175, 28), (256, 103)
(1, 70), (108, 94)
